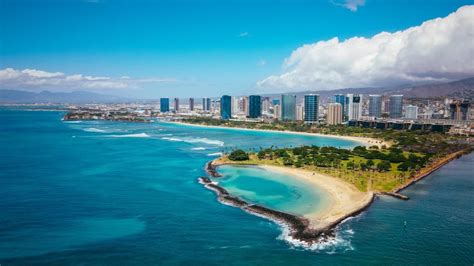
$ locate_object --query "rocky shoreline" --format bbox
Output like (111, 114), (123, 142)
(199, 163), (376, 245)
(393, 150), (466, 194)
(205, 161), (222, 177)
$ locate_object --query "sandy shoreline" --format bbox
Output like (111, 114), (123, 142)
(168, 121), (390, 148)
(243, 165), (373, 231)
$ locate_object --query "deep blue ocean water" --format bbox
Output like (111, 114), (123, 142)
(0, 108), (473, 265)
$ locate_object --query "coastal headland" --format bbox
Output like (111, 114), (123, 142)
(202, 149), (467, 244)
(202, 161), (374, 244)
(194, 119), (473, 245)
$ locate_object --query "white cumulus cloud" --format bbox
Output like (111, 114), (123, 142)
(258, 5), (474, 92)
(0, 68), (176, 91)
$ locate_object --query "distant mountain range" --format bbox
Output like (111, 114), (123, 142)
(1, 77), (473, 104)
(0, 90), (130, 104)
(261, 77), (474, 102)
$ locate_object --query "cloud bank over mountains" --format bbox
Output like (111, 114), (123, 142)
(258, 5), (474, 92)
(0, 68), (176, 91)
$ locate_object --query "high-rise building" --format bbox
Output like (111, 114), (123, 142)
(220, 95), (232, 120)
(232, 97), (240, 115)
(368, 95), (382, 118)
(240, 96), (249, 115)
(304, 94), (319, 124)
(382, 98), (390, 113)
(211, 99), (219, 113)
(296, 105), (304, 121)
(160, 98), (170, 113)
(327, 103), (343, 125)
(273, 105), (281, 119)
(262, 97), (270, 114)
(189, 98), (194, 111)
(450, 100), (470, 120)
(405, 105), (418, 119)
(248, 95), (262, 118)
(280, 94), (296, 121)
(389, 95), (403, 118)
(347, 94), (362, 121)
(334, 94), (346, 119)
(202, 98), (211, 111)
(173, 98), (180, 112)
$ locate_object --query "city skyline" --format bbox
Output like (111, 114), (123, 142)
(1, 1), (473, 98)
(1, 2), (473, 264)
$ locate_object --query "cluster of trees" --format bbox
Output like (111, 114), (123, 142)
(228, 149), (250, 161)
(352, 146), (427, 168)
(252, 144), (430, 174)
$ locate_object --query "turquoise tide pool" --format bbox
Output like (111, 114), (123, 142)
(0, 108), (473, 265)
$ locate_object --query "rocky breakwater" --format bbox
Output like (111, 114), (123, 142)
(198, 173), (375, 245)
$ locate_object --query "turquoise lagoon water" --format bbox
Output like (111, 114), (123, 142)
(0, 108), (473, 265)
(217, 165), (329, 217)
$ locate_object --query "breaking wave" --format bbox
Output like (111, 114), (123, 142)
(191, 147), (206, 150)
(83, 128), (107, 133)
(106, 133), (151, 138)
(277, 223), (354, 253)
(207, 152), (223, 156)
(161, 136), (224, 146)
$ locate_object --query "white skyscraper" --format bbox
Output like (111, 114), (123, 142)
(239, 96), (249, 116)
(347, 94), (362, 121)
(327, 103), (343, 125)
(405, 105), (418, 119)
(262, 97), (270, 114)
(273, 105), (281, 120)
(232, 97), (240, 116)
(296, 105), (304, 121)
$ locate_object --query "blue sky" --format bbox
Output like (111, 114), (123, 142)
(1, 0), (473, 98)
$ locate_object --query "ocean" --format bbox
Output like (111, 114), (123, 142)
(0, 108), (472, 265)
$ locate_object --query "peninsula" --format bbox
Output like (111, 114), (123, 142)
(196, 118), (473, 244)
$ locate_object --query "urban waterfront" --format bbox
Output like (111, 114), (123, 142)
(1, 108), (472, 265)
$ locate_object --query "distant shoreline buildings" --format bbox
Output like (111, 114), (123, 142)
(154, 92), (472, 132)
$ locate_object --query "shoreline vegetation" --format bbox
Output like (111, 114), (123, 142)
(187, 117), (473, 244)
(63, 110), (151, 123)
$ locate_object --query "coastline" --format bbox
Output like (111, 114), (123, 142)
(203, 160), (374, 244)
(168, 121), (391, 148)
(259, 165), (374, 231)
(203, 150), (469, 244)
(393, 150), (466, 193)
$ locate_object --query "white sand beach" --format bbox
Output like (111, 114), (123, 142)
(258, 165), (374, 230)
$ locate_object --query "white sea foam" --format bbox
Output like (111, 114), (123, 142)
(207, 152), (223, 156)
(83, 127), (107, 133)
(345, 229), (354, 235)
(191, 147), (206, 150)
(276, 223), (354, 253)
(63, 121), (83, 123)
(161, 137), (182, 142)
(161, 136), (224, 146)
(106, 133), (151, 138)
